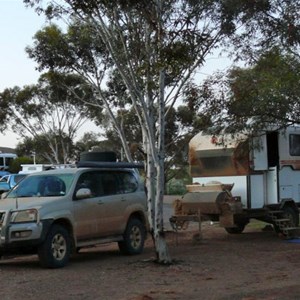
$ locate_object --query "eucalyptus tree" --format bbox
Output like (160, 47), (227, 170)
(0, 72), (94, 164)
(16, 133), (75, 164)
(218, 0), (300, 62)
(23, 0), (278, 263)
(199, 49), (300, 137)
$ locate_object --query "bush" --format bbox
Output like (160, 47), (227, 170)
(9, 157), (33, 173)
(166, 179), (187, 195)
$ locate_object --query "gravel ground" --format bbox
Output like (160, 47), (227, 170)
(1, 216), (300, 300)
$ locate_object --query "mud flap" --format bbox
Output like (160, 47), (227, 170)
(219, 213), (235, 227)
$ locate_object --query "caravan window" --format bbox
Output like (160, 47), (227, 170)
(289, 134), (300, 156)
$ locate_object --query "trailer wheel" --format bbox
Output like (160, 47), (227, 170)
(225, 223), (245, 234)
(273, 206), (299, 234)
(283, 206), (299, 227)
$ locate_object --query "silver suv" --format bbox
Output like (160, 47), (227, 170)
(0, 163), (148, 268)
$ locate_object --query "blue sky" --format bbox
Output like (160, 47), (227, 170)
(0, 0), (46, 91)
(0, 0), (46, 148)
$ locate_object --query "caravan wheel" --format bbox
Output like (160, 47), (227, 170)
(283, 206), (299, 227)
(273, 206), (299, 234)
(225, 223), (245, 234)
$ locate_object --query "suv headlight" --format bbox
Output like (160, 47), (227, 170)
(10, 209), (38, 223)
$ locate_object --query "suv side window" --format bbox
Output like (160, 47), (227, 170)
(75, 171), (121, 197)
(101, 171), (138, 194)
(75, 170), (138, 198)
(75, 171), (101, 197)
(102, 172), (119, 195)
(119, 172), (138, 193)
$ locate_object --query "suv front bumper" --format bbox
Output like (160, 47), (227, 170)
(0, 219), (53, 253)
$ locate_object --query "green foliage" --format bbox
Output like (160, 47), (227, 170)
(16, 133), (75, 164)
(166, 179), (187, 195)
(1, 72), (93, 164)
(28, 25), (74, 70)
(166, 166), (192, 195)
(200, 48), (300, 135)
(221, 0), (300, 61)
(9, 157), (33, 174)
(24, 1), (239, 87)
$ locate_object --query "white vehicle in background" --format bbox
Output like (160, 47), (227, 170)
(19, 163), (76, 174)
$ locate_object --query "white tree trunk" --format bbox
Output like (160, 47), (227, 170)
(144, 64), (171, 263)
(145, 154), (171, 264)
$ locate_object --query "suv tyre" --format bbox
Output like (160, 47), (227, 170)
(38, 224), (71, 268)
(118, 218), (145, 255)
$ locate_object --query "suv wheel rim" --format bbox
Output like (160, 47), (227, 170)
(51, 233), (67, 261)
(130, 225), (141, 249)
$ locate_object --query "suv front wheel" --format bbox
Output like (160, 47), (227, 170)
(38, 224), (71, 268)
(118, 218), (146, 255)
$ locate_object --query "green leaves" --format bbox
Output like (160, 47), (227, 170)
(201, 48), (300, 135)
(0, 72), (95, 164)
(27, 25), (73, 70)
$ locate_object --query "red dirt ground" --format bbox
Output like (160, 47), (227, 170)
(1, 219), (300, 300)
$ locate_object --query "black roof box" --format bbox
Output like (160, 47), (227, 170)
(78, 151), (144, 169)
(77, 161), (144, 169)
(79, 151), (117, 162)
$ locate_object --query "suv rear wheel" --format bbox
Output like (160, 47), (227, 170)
(118, 218), (146, 255)
(38, 224), (71, 268)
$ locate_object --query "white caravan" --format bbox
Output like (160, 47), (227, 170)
(172, 126), (300, 237)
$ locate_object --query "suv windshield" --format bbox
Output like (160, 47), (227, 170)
(6, 173), (75, 198)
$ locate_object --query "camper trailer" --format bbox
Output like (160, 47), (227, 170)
(171, 126), (300, 237)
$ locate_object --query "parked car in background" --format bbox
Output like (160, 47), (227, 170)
(0, 174), (27, 194)
(0, 171), (10, 178)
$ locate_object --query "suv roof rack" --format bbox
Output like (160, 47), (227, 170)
(76, 161), (144, 169)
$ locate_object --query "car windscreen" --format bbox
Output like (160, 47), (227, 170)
(14, 174), (27, 183)
(6, 173), (75, 198)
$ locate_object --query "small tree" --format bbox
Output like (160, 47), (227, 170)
(0, 72), (93, 164)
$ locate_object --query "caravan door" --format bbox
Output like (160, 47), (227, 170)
(253, 132), (279, 205)
(252, 136), (268, 171)
(266, 166), (278, 204)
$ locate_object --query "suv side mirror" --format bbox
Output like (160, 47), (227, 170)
(1, 192), (7, 199)
(75, 188), (92, 200)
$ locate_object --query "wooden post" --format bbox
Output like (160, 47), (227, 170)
(192, 210), (203, 244)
